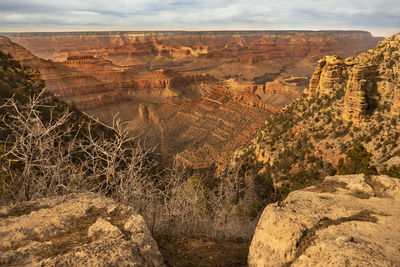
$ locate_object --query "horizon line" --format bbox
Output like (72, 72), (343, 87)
(1, 29), (374, 33)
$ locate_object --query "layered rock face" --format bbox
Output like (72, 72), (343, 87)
(230, 33), (400, 202)
(308, 33), (400, 124)
(308, 55), (347, 97)
(0, 36), (133, 108)
(0, 36), (216, 110)
(0, 193), (164, 266)
(6, 31), (382, 82)
(249, 174), (400, 266)
(128, 84), (272, 169)
(342, 64), (378, 122)
(393, 90), (400, 115)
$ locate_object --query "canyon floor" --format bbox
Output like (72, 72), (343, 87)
(156, 236), (248, 267)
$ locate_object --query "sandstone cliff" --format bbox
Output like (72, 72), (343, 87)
(0, 36), (219, 111)
(308, 55), (347, 97)
(308, 33), (400, 124)
(249, 174), (400, 266)
(0, 193), (164, 266)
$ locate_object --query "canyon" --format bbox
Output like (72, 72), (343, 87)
(1, 31), (382, 167)
(5, 31), (381, 82)
(0, 31), (400, 266)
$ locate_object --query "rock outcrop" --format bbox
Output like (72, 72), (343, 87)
(392, 88), (400, 115)
(308, 33), (400, 124)
(229, 34), (400, 207)
(0, 193), (164, 266)
(0, 36), (136, 108)
(249, 174), (400, 266)
(342, 64), (378, 122)
(131, 69), (217, 99)
(308, 55), (347, 97)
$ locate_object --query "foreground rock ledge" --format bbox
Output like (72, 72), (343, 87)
(0, 193), (164, 266)
(249, 174), (400, 266)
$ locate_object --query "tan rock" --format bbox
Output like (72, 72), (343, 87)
(308, 55), (347, 97)
(342, 64), (379, 123)
(0, 193), (164, 266)
(306, 33), (400, 124)
(393, 90), (400, 115)
(249, 174), (400, 266)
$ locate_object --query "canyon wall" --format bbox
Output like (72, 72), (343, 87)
(5, 31), (382, 82)
(308, 33), (400, 124)
(129, 85), (272, 169)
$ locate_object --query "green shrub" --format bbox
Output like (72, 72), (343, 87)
(337, 143), (377, 175)
(380, 165), (400, 178)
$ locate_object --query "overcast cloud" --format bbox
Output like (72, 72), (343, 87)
(0, 0), (399, 36)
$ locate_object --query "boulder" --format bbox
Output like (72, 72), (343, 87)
(249, 174), (400, 266)
(0, 193), (164, 266)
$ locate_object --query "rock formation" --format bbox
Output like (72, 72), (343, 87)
(0, 36), (133, 108)
(308, 33), (400, 124)
(0, 193), (164, 266)
(131, 69), (217, 100)
(66, 55), (99, 64)
(342, 64), (377, 122)
(130, 85), (272, 169)
(229, 33), (400, 204)
(249, 174), (400, 266)
(308, 55), (347, 97)
(393, 90), (400, 115)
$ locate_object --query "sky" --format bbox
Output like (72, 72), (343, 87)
(0, 0), (399, 37)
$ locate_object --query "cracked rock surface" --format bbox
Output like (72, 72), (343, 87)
(0, 193), (164, 266)
(248, 174), (400, 266)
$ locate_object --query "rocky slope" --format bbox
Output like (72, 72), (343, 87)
(0, 193), (164, 266)
(127, 84), (273, 168)
(0, 36), (132, 109)
(249, 174), (400, 266)
(309, 34), (400, 124)
(230, 33), (400, 203)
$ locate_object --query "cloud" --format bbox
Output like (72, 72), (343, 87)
(0, 0), (399, 36)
